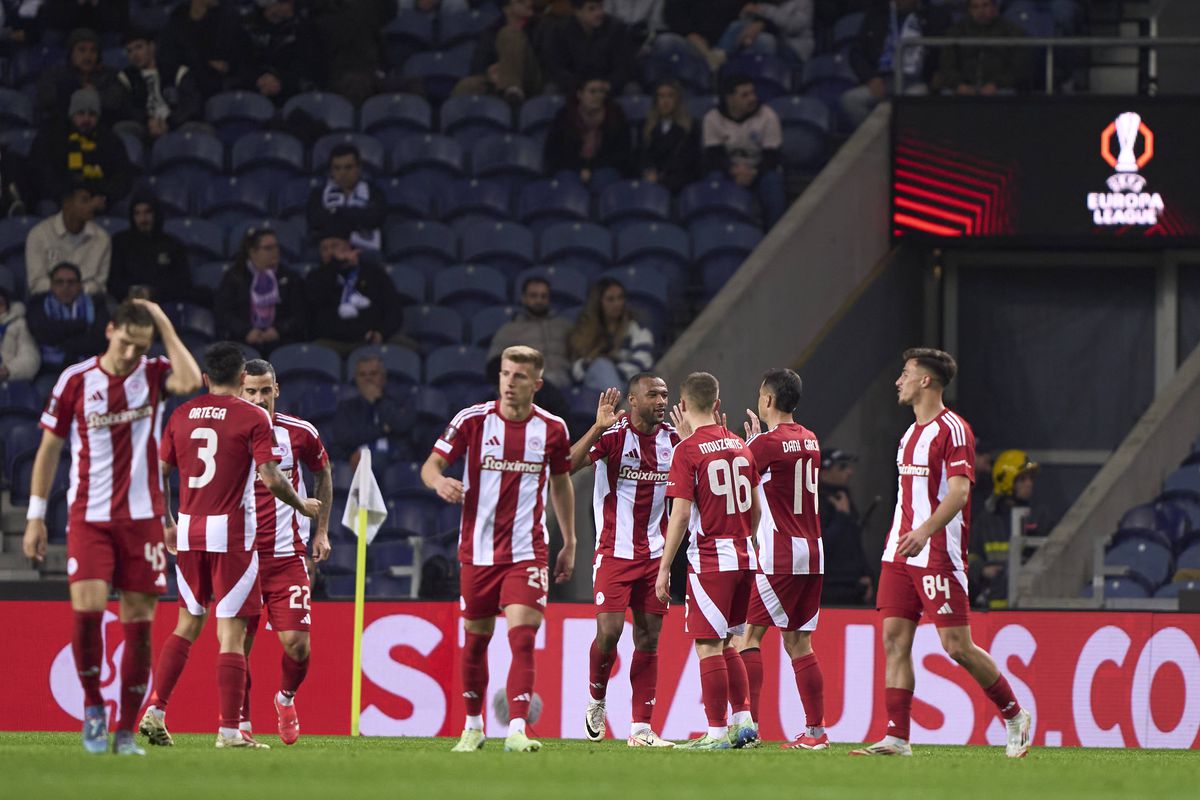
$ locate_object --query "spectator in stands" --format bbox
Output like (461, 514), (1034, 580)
(841, 0), (947, 128)
(662, 0), (742, 71)
(31, 87), (134, 209)
(214, 227), (307, 355)
(0, 286), (41, 382)
(398, 0), (469, 14)
(935, 0), (1027, 95)
(42, 0), (129, 34)
(0, 144), (31, 217)
(306, 144), (385, 254)
(604, 0), (664, 50)
(305, 226), (401, 356)
(451, 0), (543, 105)
(329, 354), (411, 464)
(486, 275), (573, 419)
(703, 73), (785, 225)
(244, 0), (322, 104)
(309, 0), (396, 105)
(158, 0), (254, 100)
(639, 80), (700, 192)
(717, 1), (815, 61)
(970, 449), (1046, 609)
(26, 261), (111, 374)
(24, 184), (110, 296)
(35, 27), (129, 127)
(818, 447), (874, 606)
(539, 0), (637, 94)
(544, 77), (634, 189)
(110, 191), (207, 304)
(972, 436), (994, 514)
(0, 2), (36, 57)
(568, 276), (653, 391)
(116, 27), (205, 141)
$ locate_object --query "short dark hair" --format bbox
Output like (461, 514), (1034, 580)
(111, 300), (154, 330)
(720, 73), (754, 98)
(244, 358), (276, 382)
(521, 276), (550, 294)
(50, 261), (82, 281)
(204, 342), (247, 387)
(60, 182), (93, 203)
(903, 347), (958, 387)
(761, 368), (803, 413)
(681, 371), (719, 413)
(328, 143), (361, 168)
(626, 371), (660, 395)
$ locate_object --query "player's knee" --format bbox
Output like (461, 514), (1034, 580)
(285, 638), (310, 661)
(941, 636), (972, 664)
(175, 615), (204, 641)
(631, 628), (659, 652)
(595, 631), (620, 652)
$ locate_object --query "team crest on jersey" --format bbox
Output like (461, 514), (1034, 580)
(127, 376), (145, 395)
(528, 437), (543, 451)
(658, 447), (673, 462)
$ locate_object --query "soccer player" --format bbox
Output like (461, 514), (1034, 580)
(850, 348), (1031, 758)
(156, 343), (320, 750)
(22, 299), (202, 755)
(734, 369), (828, 750)
(656, 372), (761, 750)
(139, 359), (331, 747)
(569, 374), (678, 747)
(422, 345), (576, 753)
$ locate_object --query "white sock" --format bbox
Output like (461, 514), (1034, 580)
(276, 691), (294, 707)
(508, 718), (526, 736)
(465, 715), (483, 731)
(629, 722), (651, 736)
(883, 734), (908, 746)
(731, 710), (752, 726)
(149, 706), (165, 721)
(707, 725), (728, 739)
(239, 721), (252, 732)
(218, 726), (240, 739)
(807, 725), (825, 738)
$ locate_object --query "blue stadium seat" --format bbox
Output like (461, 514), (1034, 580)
(598, 180), (671, 229)
(0, 88), (34, 130)
(381, 461), (428, 498)
(226, 219), (304, 262)
(205, 91), (275, 144)
(518, 95), (565, 141)
(346, 344), (422, 387)
(139, 175), (191, 217)
(1155, 580), (1200, 599)
(46, 489), (69, 545)
(539, 222), (613, 276)
(693, 221), (764, 299)
(1105, 538), (1173, 590)
(380, 176), (434, 220)
(403, 305), (465, 351)
(1177, 542), (1200, 571)
(4, 424), (42, 478)
(441, 95), (513, 149)
(311, 132), (386, 174)
(270, 343), (343, 383)
(471, 134), (543, 191)
(1082, 576), (1150, 600)
(360, 93), (433, 139)
(197, 176), (272, 228)
(385, 9), (435, 67)
(282, 91), (356, 133)
(274, 176), (322, 221)
(150, 131), (224, 181)
(517, 176), (590, 234)
(616, 222), (691, 298)
(0, 128), (37, 159)
(10, 45), (63, 89)
(432, 264), (509, 319)
(389, 133), (465, 181)
(382, 503), (434, 539)
(438, 6), (502, 47)
(0, 217), (37, 264)
(11, 453), (68, 506)
(514, 265), (587, 309)
(615, 94), (652, 132)
(365, 573), (415, 598)
(1163, 465), (1200, 502)
(402, 47), (474, 102)
(321, 545), (364, 577)
(679, 179), (757, 227)
(164, 302), (216, 340)
(769, 95), (831, 169)
(602, 266), (670, 320)
(831, 11), (866, 50)
(722, 53), (793, 101)
(801, 53), (859, 113)
(382, 264), (427, 306)
(469, 305), (517, 347)
(459, 221), (534, 276)
(383, 220), (458, 275)
(293, 381), (344, 425)
(116, 130), (146, 172)
(1153, 501), (1194, 550)
(191, 262), (229, 293)
(231, 131), (306, 185)
(1005, 1), (1056, 37)
(642, 51), (712, 96)
(1162, 494), (1200, 532)
(436, 178), (511, 230)
(93, 216), (130, 238)
(687, 95), (718, 122)
(425, 345), (490, 407)
(164, 217), (227, 261)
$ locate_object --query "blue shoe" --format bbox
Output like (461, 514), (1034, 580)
(83, 705), (108, 754)
(730, 721), (760, 749)
(113, 730), (145, 756)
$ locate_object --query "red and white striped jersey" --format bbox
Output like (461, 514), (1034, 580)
(665, 424), (760, 574)
(882, 408), (976, 571)
(254, 413), (329, 557)
(40, 355), (172, 523)
(432, 401), (571, 566)
(747, 422), (823, 575)
(588, 417), (680, 560)
(160, 394), (280, 553)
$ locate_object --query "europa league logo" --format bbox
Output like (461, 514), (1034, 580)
(1113, 112), (1142, 173)
(1100, 112), (1154, 174)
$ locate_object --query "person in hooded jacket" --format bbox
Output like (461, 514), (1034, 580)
(0, 286), (41, 382)
(110, 191), (208, 304)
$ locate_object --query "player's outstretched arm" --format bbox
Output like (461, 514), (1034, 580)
(133, 299), (202, 396)
(549, 471), (576, 583)
(655, 498), (692, 604)
(568, 387), (622, 473)
(22, 430), (65, 563)
(897, 474), (971, 557)
(310, 463), (333, 562)
(421, 452), (464, 504)
(259, 461), (321, 519)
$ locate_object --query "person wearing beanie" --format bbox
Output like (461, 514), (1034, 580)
(116, 27), (204, 140)
(0, 285), (41, 382)
(35, 26), (130, 127)
(30, 85), (134, 207)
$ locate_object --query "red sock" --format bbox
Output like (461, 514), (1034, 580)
(461, 631), (491, 717)
(280, 652), (309, 696)
(506, 625), (537, 722)
(740, 648), (763, 721)
(72, 611), (105, 707)
(217, 653), (248, 730)
(885, 687), (914, 741)
(150, 633), (192, 710)
(791, 652), (825, 728)
(698, 655), (729, 727)
(723, 647), (750, 714)
(241, 635), (255, 722)
(983, 674), (1022, 720)
(629, 650), (657, 724)
(588, 640), (616, 701)
(117, 621), (152, 732)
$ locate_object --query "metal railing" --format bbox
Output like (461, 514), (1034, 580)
(895, 35), (1200, 96)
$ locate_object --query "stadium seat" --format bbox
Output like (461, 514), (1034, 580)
(769, 95), (831, 169)
(293, 381), (344, 425)
(46, 490), (69, 545)
(136, 175), (190, 218)
(366, 573), (415, 598)
(323, 574), (357, 597)
(270, 343), (343, 383)
(164, 217), (227, 261)
(616, 222), (691, 298)
(441, 94), (512, 148)
(615, 94), (652, 132)
(425, 345), (490, 407)
(471, 134), (543, 191)
(693, 221), (764, 298)
(360, 93), (433, 139)
(116, 130), (147, 172)
(380, 176), (434, 220)
(1082, 576), (1150, 600)
(1176, 542), (1200, 572)
(10, 44), (63, 89)
(311, 132), (386, 174)
(1005, 1), (1056, 37)
(322, 545), (365, 577)
(190, 262), (228, 293)
(164, 303), (216, 341)
(721, 53), (792, 101)
(514, 265), (588, 309)
(679, 179), (757, 227)
(469, 305), (517, 347)
(598, 180), (672, 229)
(282, 91), (356, 133)
(11, 453), (68, 505)
(383, 220), (459, 275)
(273, 175), (322, 220)
(401, 47), (474, 102)
(346, 344), (422, 387)
(642, 51), (712, 96)
(517, 95), (565, 141)
(1155, 580), (1200, 599)
(93, 216), (130, 239)
(382, 502), (435, 539)
(688, 95), (718, 121)
(197, 175), (272, 228)
(205, 91), (276, 144)
(0, 88), (34, 130)
(403, 304), (465, 351)
(230, 131), (307, 185)
(382, 264), (427, 306)
(384, 9), (435, 67)
(1162, 465), (1200, 502)
(831, 11), (866, 50)
(4, 424), (42, 478)
(0, 217), (37, 264)
(438, 6), (502, 47)
(435, 178), (511, 230)
(150, 130), (224, 182)
(432, 264), (509, 318)
(0, 128), (37, 159)
(539, 222), (613, 276)
(1105, 538), (1173, 590)
(602, 266), (670, 320)
(517, 176), (590, 233)
(1161, 494), (1200, 532)
(226, 219), (304, 262)
(459, 221), (535, 276)
(389, 133), (465, 182)
(801, 53), (859, 115)
(381, 461), (429, 498)
(407, 384), (453, 450)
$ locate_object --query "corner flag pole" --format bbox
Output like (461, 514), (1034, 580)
(350, 489), (369, 735)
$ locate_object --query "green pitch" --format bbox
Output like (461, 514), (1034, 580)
(0, 733), (1194, 800)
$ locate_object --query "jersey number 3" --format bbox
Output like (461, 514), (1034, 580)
(189, 427), (218, 489)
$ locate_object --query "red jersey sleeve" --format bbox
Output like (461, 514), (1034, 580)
(159, 412), (178, 466)
(40, 371), (81, 438)
(299, 423), (330, 473)
(743, 447), (762, 488)
(588, 423), (622, 464)
(432, 407), (477, 464)
(548, 417), (571, 474)
(249, 408), (281, 467)
(665, 444), (695, 502)
(746, 433), (771, 474)
(149, 356), (173, 394)
(944, 414), (976, 483)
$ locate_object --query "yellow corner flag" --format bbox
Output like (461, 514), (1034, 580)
(342, 447), (388, 736)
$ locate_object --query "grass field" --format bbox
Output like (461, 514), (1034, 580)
(1, 733), (1195, 800)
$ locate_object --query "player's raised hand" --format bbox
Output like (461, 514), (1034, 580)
(553, 542), (575, 584)
(669, 404), (692, 438)
(654, 569), (671, 605)
(897, 527), (932, 557)
(163, 516), (178, 555)
(744, 408), (762, 439)
(131, 297), (169, 327)
(311, 532), (332, 562)
(22, 519), (47, 564)
(595, 387), (622, 429)
(436, 476), (465, 504)
(299, 497), (322, 519)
